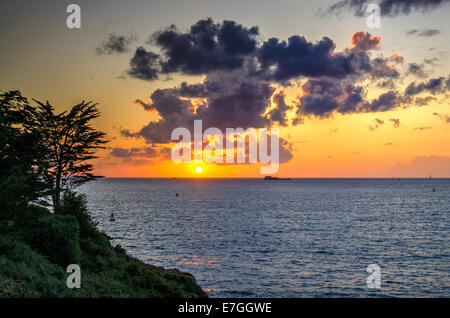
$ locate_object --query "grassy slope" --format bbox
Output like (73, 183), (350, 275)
(0, 204), (207, 298)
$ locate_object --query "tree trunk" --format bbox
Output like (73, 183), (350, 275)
(53, 170), (61, 208)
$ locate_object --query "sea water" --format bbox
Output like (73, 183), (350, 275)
(79, 178), (449, 297)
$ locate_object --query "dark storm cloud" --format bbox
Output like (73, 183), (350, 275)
(128, 20), (380, 84)
(120, 18), (448, 165)
(257, 35), (372, 82)
(96, 32), (136, 54)
(296, 78), (343, 117)
(299, 93), (340, 117)
(122, 74), (275, 145)
(128, 89), (196, 144)
(122, 57), (297, 163)
(152, 18), (258, 75)
(364, 91), (399, 112)
(293, 71), (437, 118)
(405, 76), (449, 96)
(340, 85), (366, 113)
(407, 63), (427, 78)
(121, 83), (294, 164)
(266, 92), (292, 126)
(323, 0), (449, 17)
(128, 19), (376, 83)
(371, 57), (400, 79)
(218, 20), (259, 55)
(195, 80), (274, 130)
(171, 82), (209, 98)
(414, 96), (436, 106)
(128, 47), (160, 81)
(169, 81), (223, 98)
(406, 28), (441, 37)
(127, 19), (259, 80)
(295, 77), (404, 118)
(135, 89), (192, 117)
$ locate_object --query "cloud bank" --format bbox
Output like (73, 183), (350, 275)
(323, 0), (449, 17)
(100, 18), (450, 165)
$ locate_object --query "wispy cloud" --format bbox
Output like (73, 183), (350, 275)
(433, 112), (450, 123)
(369, 118), (384, 131)
(389, 118), (400, 128)
(406, 28), (441, 37)
(96, 32), (137, 55)
(319, 0), (450, 17)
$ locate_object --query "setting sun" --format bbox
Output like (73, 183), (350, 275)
(1, 0), (449, 301)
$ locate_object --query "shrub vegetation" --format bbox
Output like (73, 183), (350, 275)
(0, 91), (206, 298)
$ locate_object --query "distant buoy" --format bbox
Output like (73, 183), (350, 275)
(109, 213), (115, 222)
(176, 192), (179, 197)
(432, 187), (436, 192)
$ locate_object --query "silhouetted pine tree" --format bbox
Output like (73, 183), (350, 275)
(0, 91), (47, 216)
(33, 100), (108, 207)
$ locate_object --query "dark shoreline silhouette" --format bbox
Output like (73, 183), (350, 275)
(264, 176), (291, 180)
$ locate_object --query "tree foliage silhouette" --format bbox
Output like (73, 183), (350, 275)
(0, 91), (47, 215)
(33, 100), (108, 207)
(1, 90), (108, 210)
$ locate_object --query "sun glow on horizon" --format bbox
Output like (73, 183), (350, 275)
(195, 166), (203, 173)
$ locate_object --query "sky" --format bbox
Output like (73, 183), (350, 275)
(1, 0), (449, 178)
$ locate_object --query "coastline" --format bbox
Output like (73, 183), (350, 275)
(0, 203), (207, 298)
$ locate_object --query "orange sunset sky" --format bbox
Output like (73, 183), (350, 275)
(1, 0), (449, 178)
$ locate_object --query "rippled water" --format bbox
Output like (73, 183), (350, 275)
(79, 178), (449, 297)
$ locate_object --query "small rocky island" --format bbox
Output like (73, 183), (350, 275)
(264, 176), (291, 180)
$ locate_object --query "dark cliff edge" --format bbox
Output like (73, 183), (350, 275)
(0, 199), (207, 298)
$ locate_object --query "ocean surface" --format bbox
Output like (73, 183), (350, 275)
(79, 178), (449, 297)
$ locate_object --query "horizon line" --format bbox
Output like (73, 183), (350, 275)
(98, 177), (450, 179)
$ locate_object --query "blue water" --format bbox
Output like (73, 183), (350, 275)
(79, 178), (449, 297)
